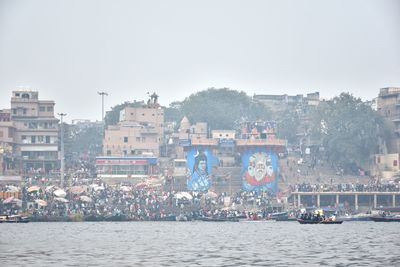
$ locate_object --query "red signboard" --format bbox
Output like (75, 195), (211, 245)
(96, 159), (148, 166)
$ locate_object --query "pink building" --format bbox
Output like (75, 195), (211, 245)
(99, 104), (164, 180)
(10, 91), (59, 174)
(103, 106), (164, 157)
(0, 109), (15, 175)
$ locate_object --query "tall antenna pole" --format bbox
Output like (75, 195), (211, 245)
(58, 113), (67, 187)
(97, 91), (108, 122)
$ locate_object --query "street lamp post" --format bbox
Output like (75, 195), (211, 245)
(58, 113), (67, 187)
(97, 91), (108, 122)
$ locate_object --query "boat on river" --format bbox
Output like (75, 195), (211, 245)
(297, 218), (343, 224)
(0, 214), (30, 223)
(370, 215), (400, 222)
(337, 213), (371, 221)
(239, 219), (276, 223)
(198, 217), (239, 222)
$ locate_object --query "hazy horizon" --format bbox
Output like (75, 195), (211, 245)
(1, 0), (399, 122)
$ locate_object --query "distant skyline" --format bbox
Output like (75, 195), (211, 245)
(0, 0), (399, 122)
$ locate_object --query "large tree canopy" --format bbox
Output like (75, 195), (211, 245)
(275, 108), (300, 144)
(176, 88), (271, 129)
(311, 93), (391, 172)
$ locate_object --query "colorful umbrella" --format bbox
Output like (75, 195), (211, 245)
(80, 196), (93, 203)
(35, 199), (48, 207)
(54, 197), (69, 203)
(53, 189), (67, 198)
(69, 186), (86, 195)
(28, 186), (41, 193)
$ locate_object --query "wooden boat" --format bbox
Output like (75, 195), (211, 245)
(155, 215), (177, 221)
(297, 218), (343, 224)
(239, 219), (276, 223)
(0, 215), (30, 223)
(338, 214), (371, 221)
(198, 217), (239, 222)
(370, 216), (400, 222)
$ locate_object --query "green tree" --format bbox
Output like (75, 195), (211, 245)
(275, 108), (300, 144)
(65, 123), (103, 160)
(312, 93), (390, 173)
(164, 101), (183, 123)
(180, 88), (271, 130)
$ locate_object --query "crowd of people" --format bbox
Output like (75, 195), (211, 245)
(3, 175), (400, 221)
(290, 182), (400, 193)
(0, 177), (280, 221)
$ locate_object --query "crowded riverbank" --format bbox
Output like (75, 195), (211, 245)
(2, 175), (400, 222)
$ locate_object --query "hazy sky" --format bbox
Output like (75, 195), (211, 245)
(0, 0), (399, 122)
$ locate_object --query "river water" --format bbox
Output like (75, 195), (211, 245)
(0, 221), (399, 266)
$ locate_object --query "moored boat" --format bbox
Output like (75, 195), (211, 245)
(370, 216), (400, 222)
(239, 219), (276, 223)
(0, 214), (30, 223)
(297, 218), (343, 224)
(198, 217), (239, 222)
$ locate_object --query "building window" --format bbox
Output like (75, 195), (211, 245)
(38, 136), (44, 143)
(0, 131), (3, 138)
(47, 106), (53, 112)
(12, 109), (16, 115)
(107, 150), (111, 156)
(124, 137), (128, 143)
(142, 137), (146, 142)
(23, 109), (27, 115)
(394, 160), (398, 167)
(123, 150), (127, 155)
(136, 137), (140, 142)
(46, 136), (50, 144)
(39, 106), (46, 112)
(31, 136), (36, 144)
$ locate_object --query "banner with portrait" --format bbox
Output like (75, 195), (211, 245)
(186, 148), (218, 192)
(241, 149), (279, 193)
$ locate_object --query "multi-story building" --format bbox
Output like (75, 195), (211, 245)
(377, 87), (400, 153)
(103, 106), (164, 157)
(0, 109), (15, 175)
(253, 92), (320, 113)
(10, 91), (59, 174)
(98, 103), (164, 180)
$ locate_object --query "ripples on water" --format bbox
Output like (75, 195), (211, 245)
(0, 222), (399, 266)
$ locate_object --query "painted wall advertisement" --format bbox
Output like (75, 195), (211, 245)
(186, 148), (218, 192)
(241, 149), (279, 192)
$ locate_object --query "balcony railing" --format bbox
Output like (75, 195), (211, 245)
(236, 138), (286, 146)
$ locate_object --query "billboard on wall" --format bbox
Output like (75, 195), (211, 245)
(186, 148), (218, 192)
(241, 149), (279, 192)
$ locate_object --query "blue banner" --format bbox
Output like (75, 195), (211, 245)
(179, 139), (191, 146)
(186, 148), (218, 192)
(241, 148), (279, 193)
(219, 139), (236, 147)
